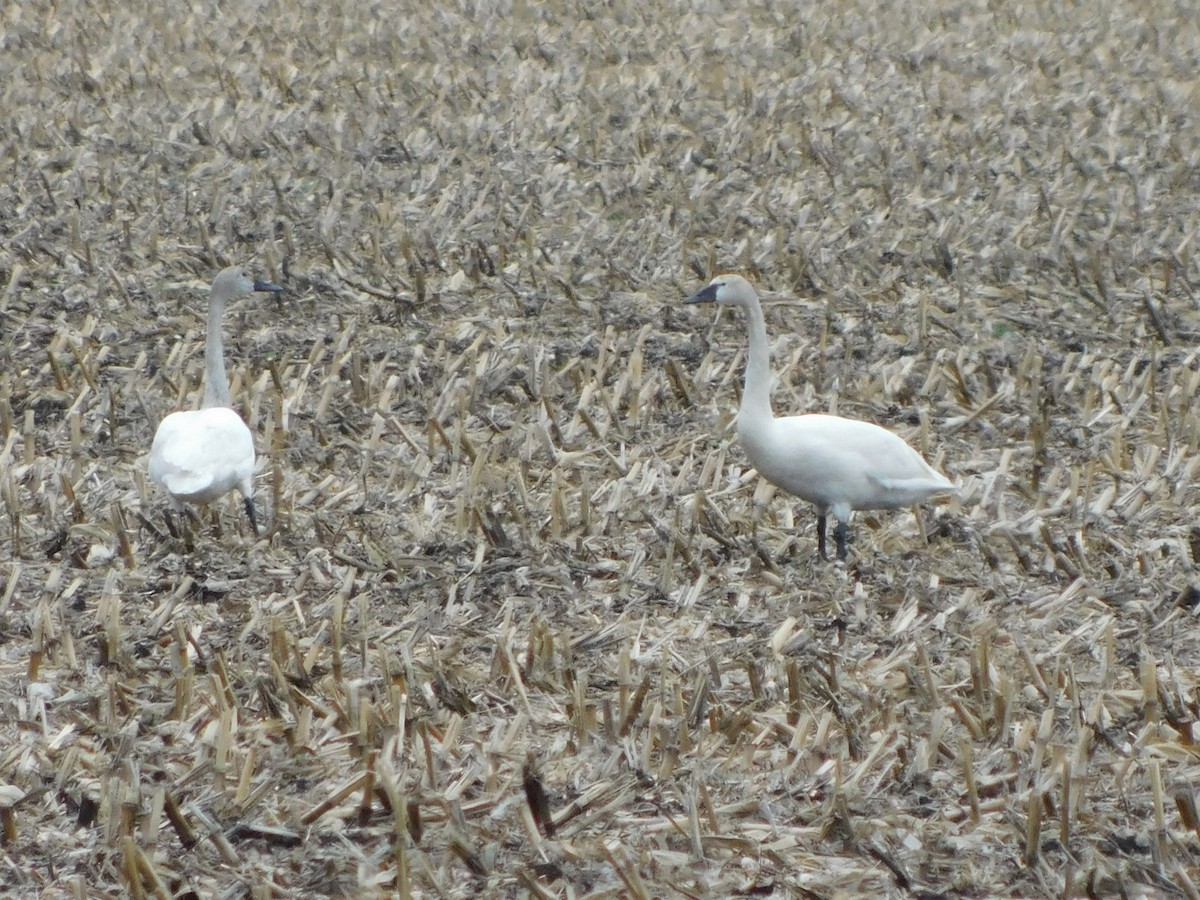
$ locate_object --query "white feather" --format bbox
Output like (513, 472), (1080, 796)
(149, 407), (255, 505)
(741, 413), (953, 521)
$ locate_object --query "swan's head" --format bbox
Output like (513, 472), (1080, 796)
(211, 265), (284, 300)
(684, 273), (757, 308)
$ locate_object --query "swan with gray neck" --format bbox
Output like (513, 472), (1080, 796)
(686, 274), (954, 561)
(148, 266), (282, 534)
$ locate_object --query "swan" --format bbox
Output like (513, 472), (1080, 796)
(148, 266), (283, 534)
(685, 274), (955, 561)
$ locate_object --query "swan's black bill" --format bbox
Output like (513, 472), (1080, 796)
(685, 283), (719, 304)
(253, 279), (284, 293)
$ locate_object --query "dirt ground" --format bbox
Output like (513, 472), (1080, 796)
(3, 0), (1200, 896)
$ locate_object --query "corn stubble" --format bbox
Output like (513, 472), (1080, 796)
(2, 0), (1200, 897)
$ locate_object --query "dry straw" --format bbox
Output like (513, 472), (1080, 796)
(2, 0), (1200, 896)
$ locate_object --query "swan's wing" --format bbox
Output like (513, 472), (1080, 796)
(872, 471), (956, 499)
(841, 420), (955, 502)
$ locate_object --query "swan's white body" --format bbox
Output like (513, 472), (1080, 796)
(687, 274), (954, 560)
(149, 407), (255, 505)
(148, 266), (282, 533)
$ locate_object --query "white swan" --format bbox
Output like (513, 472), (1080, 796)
(686, 274), (955, 561)
(149, 266), (283, 534)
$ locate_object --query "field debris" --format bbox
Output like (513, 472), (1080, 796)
(3, 0), (1200, 896)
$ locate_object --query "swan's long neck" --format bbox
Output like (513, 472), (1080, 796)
(201, 293), (231, 409)
(738, 296), (775, 426)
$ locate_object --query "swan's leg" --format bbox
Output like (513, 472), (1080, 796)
(835, 519), (849, 561)
(816, 513), (828, 560)
(164, 498), (198, 540)
(174, 502), (198, 553)
(913, 504), (929, 545)
(243, 497), (259, 535)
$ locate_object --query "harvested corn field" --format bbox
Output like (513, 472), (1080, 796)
(3, 0), (1200, 896)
